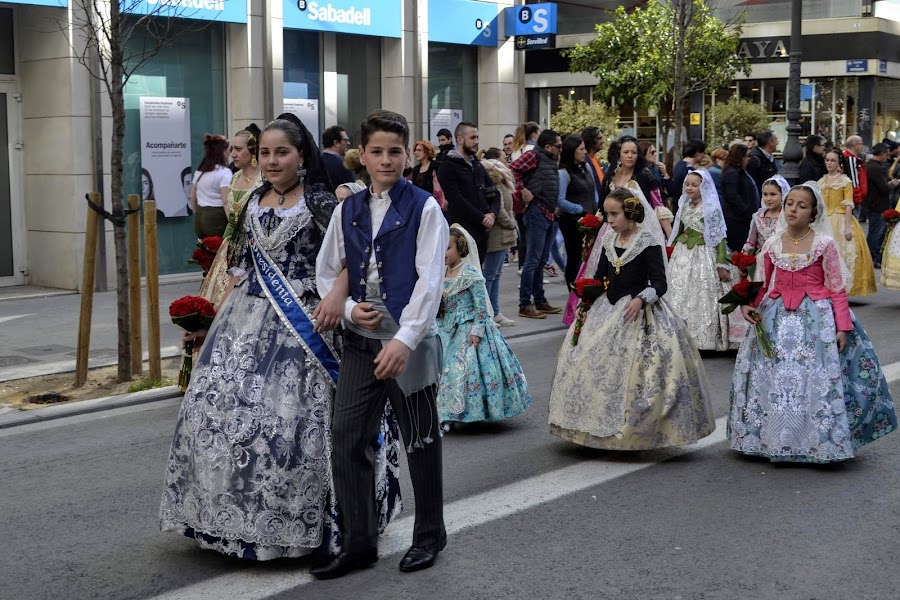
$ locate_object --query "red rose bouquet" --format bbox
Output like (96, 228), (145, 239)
(571, 277), (609, 346)
(188, 236), (223, 276)
(577, 213), (604, 263)
(169, 295), (216, 391)
(719, 279), (775, 358)
(730, 251), (757, 274)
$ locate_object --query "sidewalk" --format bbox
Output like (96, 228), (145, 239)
(0, 264), (571, 382)
(0, 279), (201, 382)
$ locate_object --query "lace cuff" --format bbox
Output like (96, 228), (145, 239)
(841, 199), (855, 209)
(715, 262), (732, 272)
(655, 206), (674, 222)
(637, 287), (659, 305)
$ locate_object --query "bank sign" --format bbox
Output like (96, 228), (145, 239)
(504, 3), (557, 37)
(124, 0), (248, 23)
(284, 0), (402, 38)
(428, 0), (499, 47)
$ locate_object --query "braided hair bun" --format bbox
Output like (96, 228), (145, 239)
(608, 188), (645, 223)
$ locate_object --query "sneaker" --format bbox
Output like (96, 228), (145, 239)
(517, 268), (523, 275)
(494, 313), (516, 326)
(535, 302), (562, 314)
(544, 265), (559, 277)
(518, 305), (547, 319)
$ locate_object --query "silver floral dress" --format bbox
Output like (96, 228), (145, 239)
(160, 183), (402, 560)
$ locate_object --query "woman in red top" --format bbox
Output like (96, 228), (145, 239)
(728, 183), (896, 463)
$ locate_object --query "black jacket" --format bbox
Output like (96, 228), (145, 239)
(436, 151), (499, 233)
(722, 167), (759, 251)
(746, 146), (778, 193)
(799, 153), (827, 184)
(864, 158), (892, 213)
(321, 151), (353, 191)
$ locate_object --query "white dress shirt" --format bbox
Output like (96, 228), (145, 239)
(316, 188), (449, 351)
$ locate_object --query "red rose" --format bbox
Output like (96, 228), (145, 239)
(579, 214), (602, 229)
(574, 278), (602, 298)
(730, 252), (756, 271)
(883, 209), (900, 222)
(201, 236), (223, 253)
(732, 279), (751, 299)
(169, 295), (214, 317)
(666, 246), (674, 259)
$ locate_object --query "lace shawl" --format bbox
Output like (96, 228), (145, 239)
(668, 168), (727, 247)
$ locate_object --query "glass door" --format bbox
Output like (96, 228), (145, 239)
(0, 81), (25, 286)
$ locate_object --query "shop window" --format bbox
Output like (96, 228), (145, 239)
(284, 30), (321, 101)
(738, 80), (762, 105)
(123, 19), (226, 276)
(877, 78), (900, 143)
(428, 42), (478, 133)
(336, 34), (381, 146)
(0, 9), (13, 75)
(763, 80), (786, 115)
(549, 86), (591, 129)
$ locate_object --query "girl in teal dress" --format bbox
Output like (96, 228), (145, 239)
(436, 225), (532, 426)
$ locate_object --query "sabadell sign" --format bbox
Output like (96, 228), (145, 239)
(283, 0), (403, 38)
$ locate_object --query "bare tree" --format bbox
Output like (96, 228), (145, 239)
(56, 1), (206, 382)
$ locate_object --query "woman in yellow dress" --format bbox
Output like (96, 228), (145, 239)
(199, 124), (262, 307)
(817, 149), (877, 296)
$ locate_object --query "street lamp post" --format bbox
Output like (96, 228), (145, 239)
(781, 0), (803, 184)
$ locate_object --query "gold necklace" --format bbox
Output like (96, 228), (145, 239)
(786, 228), (813, 246)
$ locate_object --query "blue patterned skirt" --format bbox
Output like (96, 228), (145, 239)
(728, 296), (896, 463)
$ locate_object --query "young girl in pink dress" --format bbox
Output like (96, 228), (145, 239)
(742, 175), (787, 282)
(729, 183), (896, 463)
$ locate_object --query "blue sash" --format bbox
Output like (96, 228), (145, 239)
(250, 241), (340, 384)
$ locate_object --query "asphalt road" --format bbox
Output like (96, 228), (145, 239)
(2, 275), (899, 600)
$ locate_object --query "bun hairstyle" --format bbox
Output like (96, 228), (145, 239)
(607, 188), (645, 223)
(198, 133), (229, 172)
(236, 123), (261, 160)
(449, 227), (470, 258)
(787, 185), (819, 222)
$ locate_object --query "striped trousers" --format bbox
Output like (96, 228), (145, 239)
(332, 330), (446, 553)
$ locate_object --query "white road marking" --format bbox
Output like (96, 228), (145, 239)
(147, 361), (900, 600)
(0, 314), (31, 324)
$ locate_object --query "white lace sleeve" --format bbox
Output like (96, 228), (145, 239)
(637, 287), (659, 305)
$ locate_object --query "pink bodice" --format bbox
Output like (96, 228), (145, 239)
(754, 235), (852, 331)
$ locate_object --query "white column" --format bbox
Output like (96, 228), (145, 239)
(382, 0), (426, 141)
(229, 0), (268, 134)
(322, 33), (338, 127)
(477, 0), (523, 147)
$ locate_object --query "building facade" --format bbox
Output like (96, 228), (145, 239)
(0, 0), (525, 289)
(524, 0), (900, 154)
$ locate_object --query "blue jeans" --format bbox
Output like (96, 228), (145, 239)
(866, 210), (887, 264)
(482, 250), (507, 315)
(548, 222), (566, 270)
(519, 203), (554, 308)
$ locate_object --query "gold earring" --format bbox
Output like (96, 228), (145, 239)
(251, 156), (258, 168)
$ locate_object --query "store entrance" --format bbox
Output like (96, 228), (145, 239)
(0, 81), (25, 286)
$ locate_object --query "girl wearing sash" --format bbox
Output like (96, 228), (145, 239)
(160, 115), (402, 560)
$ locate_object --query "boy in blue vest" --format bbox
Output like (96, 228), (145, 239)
(313, 110), (449, 579)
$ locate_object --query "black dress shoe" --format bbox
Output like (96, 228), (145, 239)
(310, 548), (378, 580)
(399, 540), (446, 573)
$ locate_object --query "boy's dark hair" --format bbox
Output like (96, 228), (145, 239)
(360, 110), (410, 148)
(682, 139), (706, 158)
(537, 129), (560, 149)
(454, 121), (477, 141)
(322, 125), (346, 149)
(437, 128), (452, 139)
(871, 143), (889, 157)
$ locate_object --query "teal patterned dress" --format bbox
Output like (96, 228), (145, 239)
(437, 264), (532, 424)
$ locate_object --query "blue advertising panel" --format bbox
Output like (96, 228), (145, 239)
(428, 0), (499, 47)
(504, 3), (557, 37)
(283, 0), (402, 38)
(125, 0), (248, 24)
(3, 0), (67, 6)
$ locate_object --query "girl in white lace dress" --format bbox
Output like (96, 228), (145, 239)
(667, 170), (737, 350)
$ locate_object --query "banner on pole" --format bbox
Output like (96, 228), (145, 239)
(283, 99), (321, 149)
(139, 97), (192, 218)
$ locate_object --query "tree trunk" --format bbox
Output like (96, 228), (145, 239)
(672, 0), (688, 162)
(109, 6), (132, 383)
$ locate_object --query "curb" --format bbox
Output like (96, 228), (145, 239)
(0, 385), (183, 430)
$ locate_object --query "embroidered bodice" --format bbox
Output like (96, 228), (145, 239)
(594, 244), (667, 305)
(756, 234), (852, 330)
(743, 208), (779, 251)
(233, 184), (337, 298)
(440, 264), (492, 339)
(818, 175), (854, 216)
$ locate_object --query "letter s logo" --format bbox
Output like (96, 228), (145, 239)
(532, 8), (548, 33)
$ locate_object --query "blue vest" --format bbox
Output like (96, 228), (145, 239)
(343, 178), (430, 323)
